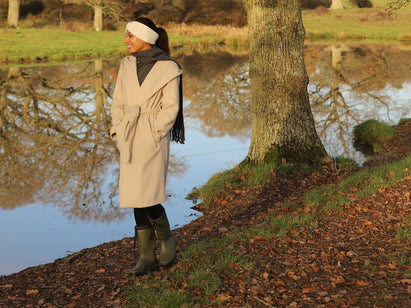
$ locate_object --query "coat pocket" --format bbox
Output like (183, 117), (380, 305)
(117, 119), (130, 142)
(146, 116), (161, 147)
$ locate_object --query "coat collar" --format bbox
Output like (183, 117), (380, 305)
(123, 56), (182, 106)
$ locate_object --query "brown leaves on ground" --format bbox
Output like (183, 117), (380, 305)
(0, 121), (410, 307)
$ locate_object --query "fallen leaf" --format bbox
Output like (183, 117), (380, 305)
(95, 268), (106, 274)
(330, 276), (345, 285)
(217, 293), (232, 301)
(302, 287), (315, 293)
(346, 251), (354, 258)
(356, 280), (370, 287)
(26, 289), (39, 295)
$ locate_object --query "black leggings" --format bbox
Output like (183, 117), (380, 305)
(133, 204), (165, 228)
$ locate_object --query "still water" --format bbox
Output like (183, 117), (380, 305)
(0, 43), (410, 275)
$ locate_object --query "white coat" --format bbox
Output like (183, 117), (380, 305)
(110, 55), (182, 208)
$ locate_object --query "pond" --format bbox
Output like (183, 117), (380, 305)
(0, 43), (410, 276)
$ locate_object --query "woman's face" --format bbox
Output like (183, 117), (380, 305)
(124, 31), (151, 53)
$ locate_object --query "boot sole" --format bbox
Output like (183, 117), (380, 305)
(128, 264), (159, 277)
(159, 254), (177, 268)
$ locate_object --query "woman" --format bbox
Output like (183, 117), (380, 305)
(110, 17), (184, 276)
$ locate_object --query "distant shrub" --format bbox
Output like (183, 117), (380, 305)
(20, 0), (45, 18)
(353, 119), (396, 154)
(142, 0), (247, 26)
(33, 18), (46, 28)
(301, 0), (331, 9)
(349, 0), (373, 8)
(399, 33), (411, 44)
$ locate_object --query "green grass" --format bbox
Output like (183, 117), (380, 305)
(302, 0), (411, 42)
(396, 216), (411, 241)
(304, 153), (411, 213)
(1, 1), (410, 64)
(187, 162), (315, 211)
(353, 119), (397, 153)
(249, 212), (315, 239)
(127, 234), (253, 307)
(0, 28), (126, 63)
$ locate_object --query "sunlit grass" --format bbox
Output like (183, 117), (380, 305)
(249, 212), (315, 239)
(396, 216), (411, 241)
(353, 119), (397, 153)
(1, 2), (410, 64)
(126, 277), (191, 307)
(1, 28), (125, 63)
(304, 153), (411, 213)
(167, 23), (248, 49)
(303, 0), (411, 42)
(186, 162), (316, 212)
(126, 234), (253, 306)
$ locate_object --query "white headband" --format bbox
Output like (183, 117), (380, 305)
(125, 21), (159, 45)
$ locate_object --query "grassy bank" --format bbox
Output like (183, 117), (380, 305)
(302, 4), (411, 42)
(1, 1), (410, 64)
(124, 120), (411, 307)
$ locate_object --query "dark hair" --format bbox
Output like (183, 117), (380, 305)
(136, 17), (170, 56)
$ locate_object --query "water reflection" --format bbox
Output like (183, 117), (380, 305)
(305, 43), (411, 162)
(0, 43), (410, 274)
(182, 51), (251, 139)
(1, 60), (120, 220)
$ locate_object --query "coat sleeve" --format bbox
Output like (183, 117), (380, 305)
(153, 76), (180, 142)
(110, 61), (125, 141)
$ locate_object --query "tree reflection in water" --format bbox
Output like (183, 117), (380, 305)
(0, 60), (187, 223)
(0, 61), (118, 220)
(0, 44), (410, 223)
(306, 44), (411, 161)
(181, 51), (251, 140)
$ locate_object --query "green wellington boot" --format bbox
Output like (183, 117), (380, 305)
(150, 212), (176, 267)
(128, 226), (158, 276)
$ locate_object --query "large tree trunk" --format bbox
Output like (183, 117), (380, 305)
(330, 0), (344, 9)
(245, 0), (329, 166)
(7, 0), (20, 28)
(94, 0), (103, 31)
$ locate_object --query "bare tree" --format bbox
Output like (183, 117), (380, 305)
(7, 0), (20, 28)
(61, 0), (124, 31)
(330, 0), (344, 9)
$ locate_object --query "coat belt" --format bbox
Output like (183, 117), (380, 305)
(120, 105), (159, 164)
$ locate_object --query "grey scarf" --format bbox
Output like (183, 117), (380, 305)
(131, 47), (185, 144)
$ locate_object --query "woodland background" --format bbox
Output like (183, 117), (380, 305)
(0, 0), (376, 30)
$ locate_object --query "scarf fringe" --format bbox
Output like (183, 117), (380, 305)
(171, 75), (185, 144)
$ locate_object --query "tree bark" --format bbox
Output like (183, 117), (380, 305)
(245, 0), (329, 165)
(94, 0), (103, 32)
(7, 0), (20, 28)
(330, 0), (344, 9)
